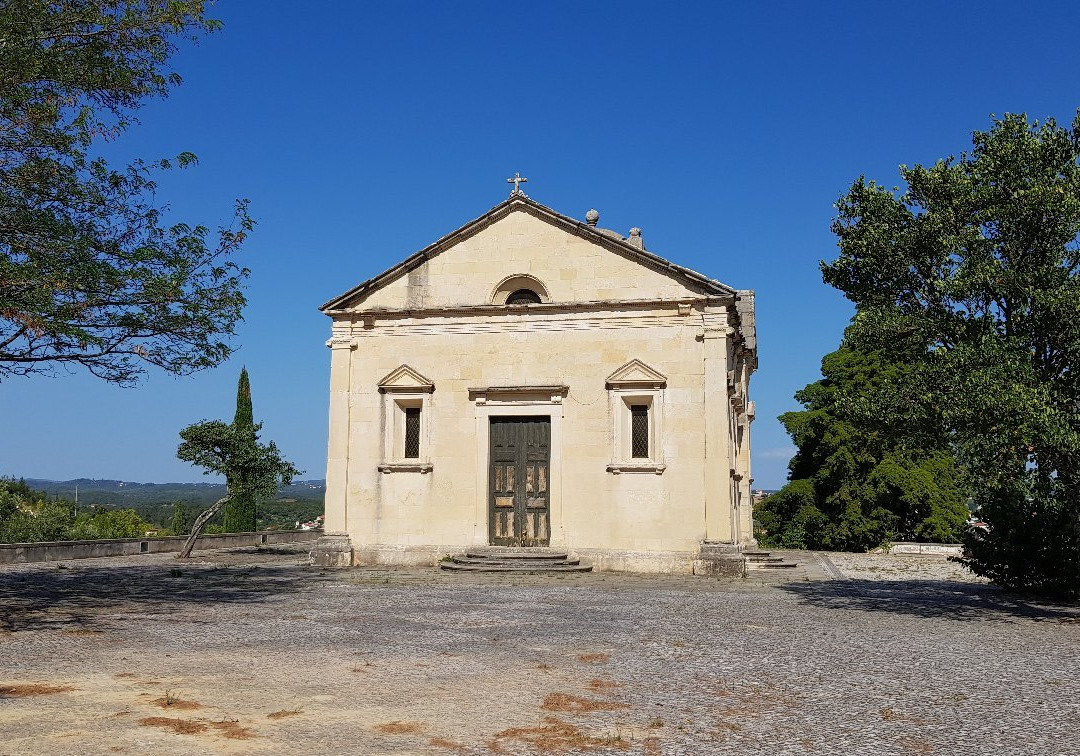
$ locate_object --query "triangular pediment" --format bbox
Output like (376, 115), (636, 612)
(606, 359), (667, 389)
(377, 364), (435, 393)
(321, 194), (736, 312)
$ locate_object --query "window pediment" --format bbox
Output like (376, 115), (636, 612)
(605, 359), (667, 390)
(377, 364), (435, 393)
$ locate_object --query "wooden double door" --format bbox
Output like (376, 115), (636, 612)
(489, 416), (551, 546)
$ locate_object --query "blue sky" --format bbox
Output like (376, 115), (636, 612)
(2, 1), (1078, 489)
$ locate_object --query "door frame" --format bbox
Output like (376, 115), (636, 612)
(470, 386), (566, 548)
(488, 416), (552, 546)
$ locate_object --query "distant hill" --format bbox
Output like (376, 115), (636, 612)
(22, 478), (326, 508)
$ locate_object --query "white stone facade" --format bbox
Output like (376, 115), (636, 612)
(318, 195), (756, 573)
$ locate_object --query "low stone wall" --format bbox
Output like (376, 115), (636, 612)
(886, 542), (964, 557)
(0, 530), (321, 565)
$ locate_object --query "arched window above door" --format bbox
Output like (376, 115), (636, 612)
(491, 274), (550, 305)
(506, 289), (542, 305)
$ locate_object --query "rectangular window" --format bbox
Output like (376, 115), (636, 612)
(404, 407), (421, 459)
(631, 405), (649, 458)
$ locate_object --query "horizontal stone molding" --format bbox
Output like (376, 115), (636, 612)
(346, 313), (695, 338)
(377, 462), (434, 474)
(469, 385), (568, 405)
(606, 462), (666, 475)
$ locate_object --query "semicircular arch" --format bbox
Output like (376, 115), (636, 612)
(490, 274), (551, 305)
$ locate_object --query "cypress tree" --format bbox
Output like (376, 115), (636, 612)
(222, 368), (259, 532)
(171, 501), (187, 535)
(234, 367), (253, 428)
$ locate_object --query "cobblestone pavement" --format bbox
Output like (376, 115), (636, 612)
(1, 546), (1078, 755)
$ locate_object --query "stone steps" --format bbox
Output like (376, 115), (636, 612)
(449, 552), (578, 565)
(440, 562), (594, 573)
(440, 548), (593, 573)
(465, 549), (569, 560)
(744, 549), (799, 571)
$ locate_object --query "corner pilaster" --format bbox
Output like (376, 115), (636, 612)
(323, 335), (357, 534)
(702, 311), (734, 542)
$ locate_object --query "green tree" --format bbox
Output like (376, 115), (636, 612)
(822, 111), (1080, 597)
(756, 338), (970, 551)
(171, 500), (187, 535)
(0, 0), (251, 385)
(0, 479), (74, 542)
(177, 414), (301, 559)
(69, 507), (152, 539)
(222, 367), (257, 532)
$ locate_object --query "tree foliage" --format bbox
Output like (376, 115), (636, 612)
(756, 339), (970, 551)
(0, 477), (155, 542)
(822, 111), (1080, 597)
(0, 0), (251, 385)
(171, 500), (186, 535)
(222, 366), (256, 532)
(176, 390), (301, 556)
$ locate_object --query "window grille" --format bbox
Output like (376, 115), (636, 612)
(404, 407), (421, 458)
(631, 405), (649, 458)
(506, 288), (541, 304)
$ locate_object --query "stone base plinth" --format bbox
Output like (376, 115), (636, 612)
(309, 533), (354, 568)
(692, 558), (746, 577)
(693, 540), (746, 577)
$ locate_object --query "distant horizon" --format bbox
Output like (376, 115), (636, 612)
(14, 475), (326, 486)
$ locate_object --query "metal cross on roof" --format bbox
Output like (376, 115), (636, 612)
(507, 172), (528, 196)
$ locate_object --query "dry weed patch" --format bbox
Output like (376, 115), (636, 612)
(61, 629), (103, 636)
(138, 716), (207, 735)
(586, 678), (619, 693)
(541, 692), (628, 714)
(0, 684), (75, 697)
(112, 673), (137, 679)
(210, 719), (257, 740)
(428, 737), (469, 753)
(575, 652), (610, 664)
(489, 716), (629, 753)
(267, 709), (303, 720)
(152, 695), (200, 710)
(374, 720), (424, 734)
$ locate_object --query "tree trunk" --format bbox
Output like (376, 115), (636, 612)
(177, 494), (230, 559)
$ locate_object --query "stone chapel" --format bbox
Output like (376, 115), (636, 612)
(311, 185), (757, 573)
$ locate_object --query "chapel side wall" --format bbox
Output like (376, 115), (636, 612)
(338, 313), (714, 557)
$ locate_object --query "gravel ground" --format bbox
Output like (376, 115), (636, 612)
(1, 545), (1078, 755)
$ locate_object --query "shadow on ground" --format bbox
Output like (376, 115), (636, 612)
(781, 578), (1080, 623)
(0, 562), (326, 633)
